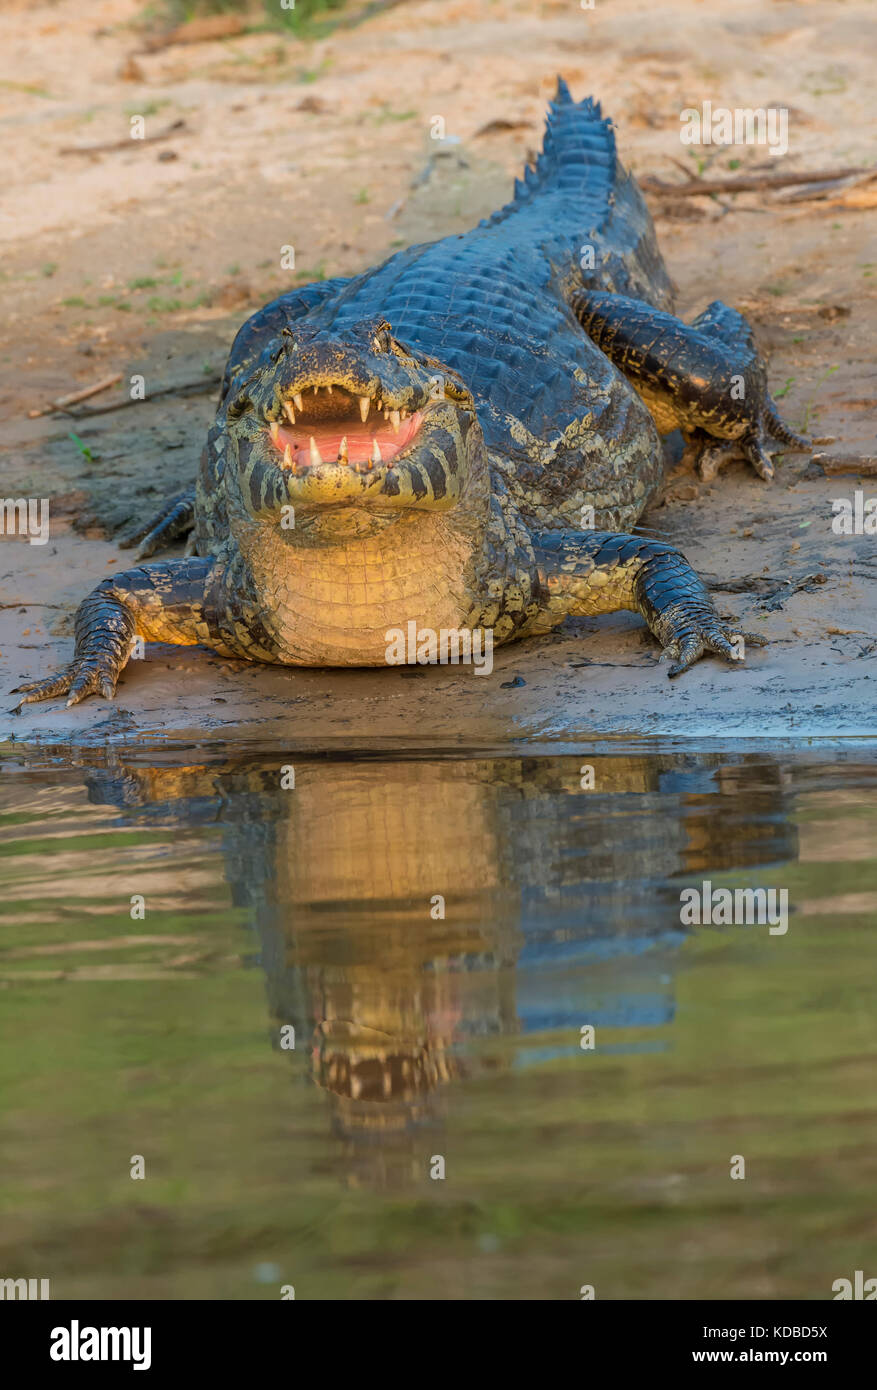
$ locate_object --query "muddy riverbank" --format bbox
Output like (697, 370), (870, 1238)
(2, 0), (875, 746)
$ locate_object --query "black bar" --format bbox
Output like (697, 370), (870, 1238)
(3, 1299), (871, 1373)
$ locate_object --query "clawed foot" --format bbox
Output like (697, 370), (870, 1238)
(11, 588), (134, 711)
(657, 613), (768, 677)
(693, 422), (809, 484)
(694, 435), (777, 482)
(11, 653), (124, 710)
(635, 544), (768, 677)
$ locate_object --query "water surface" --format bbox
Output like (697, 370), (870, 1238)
(1, 743), (875, 1299)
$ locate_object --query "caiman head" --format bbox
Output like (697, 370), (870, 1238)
(222, 316), (489, 534)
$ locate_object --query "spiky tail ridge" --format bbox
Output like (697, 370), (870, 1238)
(510, 77), (617, 217)
(483, 77), (674, 310)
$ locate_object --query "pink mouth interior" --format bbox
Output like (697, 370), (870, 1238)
(273, 411), (422, 468)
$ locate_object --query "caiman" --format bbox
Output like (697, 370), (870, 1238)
(14, 79), (809, 709)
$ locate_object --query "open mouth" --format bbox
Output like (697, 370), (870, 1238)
(267, 383), (423, 475)
(318, 1050), (437, 1101)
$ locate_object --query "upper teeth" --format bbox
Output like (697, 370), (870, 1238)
(270, 421), (282, 446)
(277, 389), (404, 441)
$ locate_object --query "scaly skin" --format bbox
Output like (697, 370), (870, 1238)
(572, 293), (811, 481)
(15, 79), (804, 711)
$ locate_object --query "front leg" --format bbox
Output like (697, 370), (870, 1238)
(11, 558), (216, 708)
(531, 531), (765, 677)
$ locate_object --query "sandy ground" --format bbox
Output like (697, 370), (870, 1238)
(1, 0), (875, 746)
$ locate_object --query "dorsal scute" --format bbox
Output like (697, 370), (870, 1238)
(510, 78), (617, 214)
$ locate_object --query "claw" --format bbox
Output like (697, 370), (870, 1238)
(695, 441), (738, 483)
(11, 667), (75, 706)
(742, 435), (774, 481)
(706, 631), (740, 663)
(667, 636), (704, 677)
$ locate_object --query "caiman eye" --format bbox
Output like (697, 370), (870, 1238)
(371, 321), (392, 353)
(441, 377), (469, 403)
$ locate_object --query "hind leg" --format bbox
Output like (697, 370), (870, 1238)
(118, 485), (196, 560)
(572, 291), (811, 482)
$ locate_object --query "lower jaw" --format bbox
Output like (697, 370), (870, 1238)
(279, 461), (399, 506)
(277, 461), (460, 513)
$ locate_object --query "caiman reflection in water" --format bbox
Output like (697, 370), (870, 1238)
(86, 753), (798, 1183)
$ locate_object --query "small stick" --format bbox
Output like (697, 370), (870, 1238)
(136, 16), (246, 52)
(28, 373), (123, 418)
(640, 166), (869, 197)
(59, 374), (222, 418)
(60, 119), (187, 157)
(54, 373), (123, 409)
(812, 453), (877, 475)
